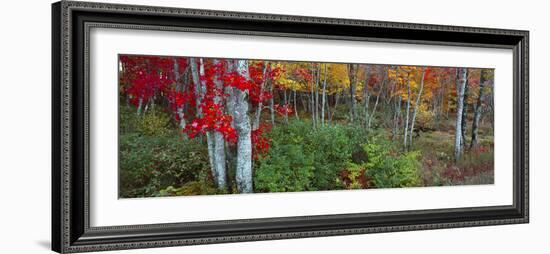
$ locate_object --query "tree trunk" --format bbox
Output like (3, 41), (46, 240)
(363, 65), (371, 128)
(454, 68), (468, 161)
(233, 59), (253, 193)
(136, 97), (143, 115)
(189, 58), (202, 115)
(310, 66), (316, 128)
(173, 58), (186, 130)
(368, 66), (388, 130)
(197, 59), (218, 185)
(294, 90), (299, 120)
(348, 64), (358, 123)
(283, 90), (289, 124)
(470, 69), (487, 149)
(461, 78), (470, 149)
(403, 75), (412, 150)
(253, 61), (269, 129)
(315, 64), (320, 126)
(321, 64), (328, 126)
(269, 71), (275, 125)
(331, 92), (341, 123)
(211, 59), (227, 189)
(408, 68), (426, 146)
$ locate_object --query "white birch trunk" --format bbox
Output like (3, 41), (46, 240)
(269, 75), (275, 125)
(408, 68), (426, 146)
(234, 60), (253, 193)
(315, 64), (320, 125)
(403, 76), (412, 149)
(253, 62), (269, 129)
(211, 59), (227, 189)
(321, 64), (328, 126)
(454, 68), (468, 161)
(368, 66), (388, 130)
(196, 58), (216, 180)
(470, 70), (487, 149)
(189, 58), (202, 115)
(363, 65), (371, 128)
(136, 97), (143, 115)
(348, 64), (357, 123)
(403, 74), (411, 150)
(173, 58), (186, 130)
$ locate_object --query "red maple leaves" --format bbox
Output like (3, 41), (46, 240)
(121, 56), (275, 157)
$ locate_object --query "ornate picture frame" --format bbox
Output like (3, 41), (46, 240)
(52, 1), (528, 253)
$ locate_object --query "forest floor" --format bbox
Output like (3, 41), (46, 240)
(410, 121), (494, 186)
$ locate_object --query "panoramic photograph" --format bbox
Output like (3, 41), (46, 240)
(118, 54), (494, 198)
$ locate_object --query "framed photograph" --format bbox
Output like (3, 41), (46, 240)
(52, 1), (529, 253)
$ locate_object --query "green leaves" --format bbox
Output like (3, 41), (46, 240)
(361, 140), (423, 188)
(254, 144), (314, 192)
(254, 121), (369, 192)
(119, 133), (211, 198)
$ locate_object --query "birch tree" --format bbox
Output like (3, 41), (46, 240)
(321, 64), (328, 126)
(403, 72), (412, 149)
(408, 67), (426, 146)
(470, 69), (489, 149)
(253, 61), (269, 129)
(233, 59), (253, 193)
(363, 65), (371, 128)
(348, 64), (358, 123)
(460, 76), (470, 150)
(368, 66), (388, 130)
(211, 59), (227, 189)
(454, 67), (468, 161)
(173, 58), (186, 130)
(198, 59), (217, 182)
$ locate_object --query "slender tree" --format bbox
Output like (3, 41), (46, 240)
(368, 66), (388, 130)
(348, 64), (358, 123)
(211, 59), (227, 189)
(253, 61), (269, 129)
(173, 58), (186, 130)
(321, 64), (328, 126)
(454, 67), (468, 161)
(460, 75), (470, 149)
(198, 59), (217, 186)
(403, 71), (412, 149)
(363, 65), (371, 128)
(233, 59), (253, 193)
(408, 67), (426, 146)
(470, 69), (489, 149)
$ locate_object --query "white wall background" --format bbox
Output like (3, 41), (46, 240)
(0, 0), (546, 253)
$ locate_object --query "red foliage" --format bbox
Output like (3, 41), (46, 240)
(274, 104), (293, 115)
(183, 60), (238, 142)
(121, 56), (276, 155)
(338, 168), (372, 189)
(251, 124), (272, 159)
(120, 56), (178, 106)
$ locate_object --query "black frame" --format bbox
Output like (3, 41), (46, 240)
(52, 1), (529, 253)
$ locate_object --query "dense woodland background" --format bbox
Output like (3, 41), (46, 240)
(118, 55), (494, 198)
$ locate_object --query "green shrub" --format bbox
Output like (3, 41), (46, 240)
(119, 133), (211, 198)
(362, 139), (423, 188)
(137, 109), (172, 136)
(119, 105), (172, 136)
(254, 144), (314, 192)
(119, 105), (140, 133)
(255, 121), (369, 192)
(307, 125), (354, 190)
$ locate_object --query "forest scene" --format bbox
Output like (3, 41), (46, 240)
(118, 54), (495, 198)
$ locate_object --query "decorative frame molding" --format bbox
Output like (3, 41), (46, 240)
(52, 1), (529, 253)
